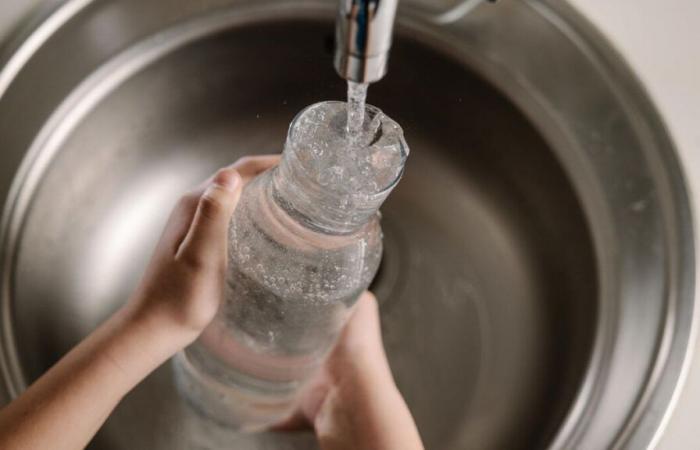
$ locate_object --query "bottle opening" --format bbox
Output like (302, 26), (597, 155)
(286, 101), (409, 199)
(273, 101), (409, 233)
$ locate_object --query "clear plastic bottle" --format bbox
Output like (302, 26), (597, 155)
(173, 101), (409, 430)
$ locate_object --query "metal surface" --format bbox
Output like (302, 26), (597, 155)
(0, 0), (693, 449)
(334, 0), (398, 82)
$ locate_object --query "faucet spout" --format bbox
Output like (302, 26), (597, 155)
(334, 0), (399, 84)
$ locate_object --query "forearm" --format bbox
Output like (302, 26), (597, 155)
(0, 305), (190, 450)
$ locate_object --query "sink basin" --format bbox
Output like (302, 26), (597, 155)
(0, 0), (693, 449)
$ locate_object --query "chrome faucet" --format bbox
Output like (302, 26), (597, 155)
(333, 0), (497, 83)
(334, 0), (399, 84)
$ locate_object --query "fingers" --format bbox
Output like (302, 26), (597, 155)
(188, 154), (280, 193)
(343, 292), (383, 349)
(176, 167), (242, 267)
(229, 154), (281, 183)
(153, 190), (199, 257)
(159, 155), (280, 260)
(325, 292), (394, 384)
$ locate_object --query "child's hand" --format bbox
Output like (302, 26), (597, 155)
(280, 292), (425, 450)
(125, 155), (280, 347)
(0, 156), (280, 450)
(128, 154), (422, 449)
(0, 154), (422, 450)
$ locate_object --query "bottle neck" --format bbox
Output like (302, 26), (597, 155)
(270, 153), (391, 235)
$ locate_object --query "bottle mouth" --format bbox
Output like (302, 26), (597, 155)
(273, 100), (409, 233)
(284, 100), (409, 201)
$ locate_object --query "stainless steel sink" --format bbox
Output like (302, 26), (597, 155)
(0, 0), (694, 449)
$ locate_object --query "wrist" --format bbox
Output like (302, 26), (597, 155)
(71, 303), (194, 396)
(118, 302), (199, 363)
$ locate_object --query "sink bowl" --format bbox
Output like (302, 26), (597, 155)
(0, 0), (693, 449)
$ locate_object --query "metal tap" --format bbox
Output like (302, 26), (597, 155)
(334, 0), (400, 84)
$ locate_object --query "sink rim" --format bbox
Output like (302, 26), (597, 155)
(0, 0), (694, 448)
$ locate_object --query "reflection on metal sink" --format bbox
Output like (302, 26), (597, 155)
(0, 1), (693, 449)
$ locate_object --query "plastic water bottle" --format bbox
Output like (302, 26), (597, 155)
(174, 100), (409, 430)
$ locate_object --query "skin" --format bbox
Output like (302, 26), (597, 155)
(0, 156), (424, 450)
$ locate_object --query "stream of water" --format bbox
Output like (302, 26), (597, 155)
(346, 81), (369, 139)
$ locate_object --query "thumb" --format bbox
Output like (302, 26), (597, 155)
(176, 168), (242, 267)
